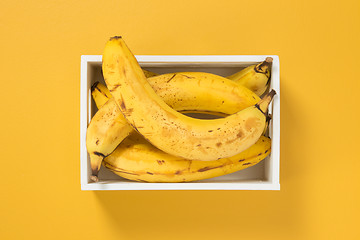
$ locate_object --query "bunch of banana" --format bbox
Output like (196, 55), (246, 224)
(86, 36), (275, 182)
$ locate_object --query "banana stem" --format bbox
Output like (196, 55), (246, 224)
(255, 89), (276, 114)
(255, 57), (273, 73)
(90, 175), (99, 182)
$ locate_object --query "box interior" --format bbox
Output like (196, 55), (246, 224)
(86, 61), (273, 184)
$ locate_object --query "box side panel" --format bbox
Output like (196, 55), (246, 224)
(268, 56), (280, 186)
(80, 56), (89, 186)
(81, 55), (280, 190)
(82, 181), (280, 191)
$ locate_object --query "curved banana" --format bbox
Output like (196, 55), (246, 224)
(92, 59), (271, 107)
(92, 82), (230, 118)
(104, 134), (271, 183)
(87, 72), (260, 181)
(86, 98), (133, 182)
(102, 36), (275, 161)
(148, 72), (260, 114)
(227, 57), (272, 96)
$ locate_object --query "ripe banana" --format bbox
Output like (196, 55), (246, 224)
(87, 72), (260, 181)
(103, 133), (271, 183)
(102, 36), (275, 161)
(91, 81), (272, 130)
(86, 98), (133, 182)
(227, 57), (272, 96)
(91, 69), (157, 109)
(91, 82), (112, 109)
(91, 82), (230, 118)
(147, 72), (261, 114)
(142, 69), (158, 78)
(92, 57), (270, 108)
(90, 84), (271, 183)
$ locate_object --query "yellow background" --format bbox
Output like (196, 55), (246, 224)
(1, 0), (359, 239)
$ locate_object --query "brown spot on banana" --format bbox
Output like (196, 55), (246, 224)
(93, 151), (106, 158)
(166, 74), (176, 83)
(197, 165), (224, 172)
(242, 162), (252, 165)
(123, 108), (134, 117)
(119, 95), (126, 111)
(226, 130), (243, 144)
(187, 160), (192, 171)
(156, 160), (165, 165)
(237, 131), (244, 138)
(111, 84), (121, 91)
(180, 74), (194, 79)
(104, 162), (140, 176)
(216, 142), (222, 147)
(245, 117), (261, 132)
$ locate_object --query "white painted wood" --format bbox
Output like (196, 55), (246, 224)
(80, 55), (280, 190)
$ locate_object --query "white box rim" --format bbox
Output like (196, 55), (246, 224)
(80, 55), (280, 190)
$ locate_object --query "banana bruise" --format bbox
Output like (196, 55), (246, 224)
(102, 36), (275, 161)
(103, 134), (271, 183)
(227, 57), (272, 96)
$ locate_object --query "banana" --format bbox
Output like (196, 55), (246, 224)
(103, 133), (271, 183)
(102, 36), (275, 161)
(91, 82), (112, 109)
(93, 70), (260, 114)
(90, 84), (271, 183)
(86, 98), (133, 182)
(227, 57), (272, 96)
(87, 72), (260, 181)
(91, 82), (229, 118)
(147, 72), (261, 114)
(92, 60), (271, 107)
(142, 69), (158, 78)
(91, 69), (157, 110)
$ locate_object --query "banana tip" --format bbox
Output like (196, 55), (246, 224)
(268, 89), (276, 98)
(90, 175), (99, 182)
(110, 36), (122, 40)
(91, 82), (99, 92)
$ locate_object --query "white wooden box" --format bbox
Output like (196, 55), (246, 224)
(80, 55), (280, 190)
